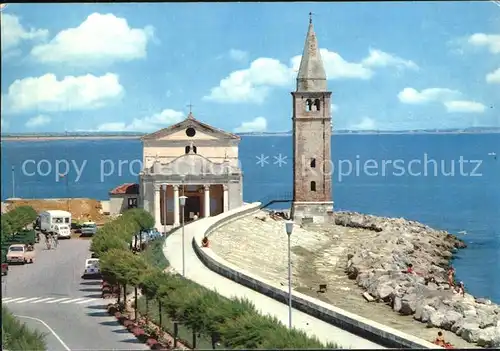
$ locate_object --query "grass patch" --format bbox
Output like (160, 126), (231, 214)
(2, 307), (46, 350)
(142, 237), (169, 269)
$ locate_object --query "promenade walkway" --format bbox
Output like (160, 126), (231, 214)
(162, 206), (384, 349)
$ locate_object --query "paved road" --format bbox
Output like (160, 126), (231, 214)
(164, 212), (385, 349)
(1, 239), (148, 351)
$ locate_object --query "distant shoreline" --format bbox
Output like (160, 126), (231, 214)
(0, 135), (142, 141)
(1, 130), (499, 141)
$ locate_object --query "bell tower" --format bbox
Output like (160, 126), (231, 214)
(290, 13), (334, 224)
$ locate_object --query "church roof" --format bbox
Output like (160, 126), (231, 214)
(296, 14), (328, 92)
(141, 112), (240, 141)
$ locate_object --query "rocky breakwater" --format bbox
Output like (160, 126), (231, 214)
(336, 211), (500, 348)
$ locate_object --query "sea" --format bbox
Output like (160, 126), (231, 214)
(1, 133), (499, 303)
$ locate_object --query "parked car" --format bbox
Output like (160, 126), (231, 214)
(1, 262), (8, 276)
(1, 252), (8, 276)
(6, 244), (35, 264)
(80, 222), (97, 236)
(82, 258), (100, 278)
(146, 228), (162, 240)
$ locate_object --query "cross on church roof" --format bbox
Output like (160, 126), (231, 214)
(187, 102), (194, 114)
(309, 12), (313, 24)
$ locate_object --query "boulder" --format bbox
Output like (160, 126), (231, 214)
(375, 283), (394, 301)
(440, 310), (462, 330)
(400, 294), (417, 315)
(428, 310), (446, 328)
(475, 297), (492, 305)
(346, 265), (359, 280)
(393, 296), (403, 313)
(420, 305), (435, 323)
(476, 308), (497, 329)
(362, 292), (375, 302)
(460, 322), (482, 343)
(477, 326), (498, 347)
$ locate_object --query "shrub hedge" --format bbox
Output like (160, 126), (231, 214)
(2, 307), (46, 350)
(94, 208), (338, 349)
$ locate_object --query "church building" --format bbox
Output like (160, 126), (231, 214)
(290, 15), (334, 224)
(109, 112), (244, 230)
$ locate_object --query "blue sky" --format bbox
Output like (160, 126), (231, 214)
(1, 2), (499, 133)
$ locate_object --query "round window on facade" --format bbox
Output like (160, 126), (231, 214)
(186, 127), (196, 137)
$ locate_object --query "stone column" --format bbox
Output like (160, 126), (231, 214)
(163, 184), (168, 227)
(154, 184), (161, 228)
(223, 184), (229, 212)
(204, 185), (210, 218)
(173, 185), (180, 227)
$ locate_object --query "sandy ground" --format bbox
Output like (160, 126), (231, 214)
(209, 210), (479, 348)
(3, 198), (109, 224)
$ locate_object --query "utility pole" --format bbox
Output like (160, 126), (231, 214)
(11, 166), (15, 198)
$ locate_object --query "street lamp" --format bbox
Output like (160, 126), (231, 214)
(285, 221), (294, 329)
(179, 195), (188, 277)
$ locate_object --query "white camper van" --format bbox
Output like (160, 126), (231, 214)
(39, 210), (72, 239)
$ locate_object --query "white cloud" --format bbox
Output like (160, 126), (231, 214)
(331, 104), (339, 112)
(30, 13), (154, 66)
(350, 117), (376, 130)
(468, 33), (500, 54)
(203, 58), (293, 104)
(397, 87), (461, 104)
(228, 49), (248, 62)
(234, 117), (267, 133)
(3, 73), (124, 113)
(361, 49), (419, 70)
(1, 14), (48, 52)
(96, 109), (184, 132)
(486, 67), (500, 84)
(206, 47), (416, 104)
(25, 115), (51, 128)
(444, 100), (486, 113)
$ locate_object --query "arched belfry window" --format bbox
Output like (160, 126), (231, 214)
(314, 99), (321, 111)
(310, 158), (316, 168)
(186, 144), (197, 154)
(310, 181), (316, 191)
(305, 99), (313, 112)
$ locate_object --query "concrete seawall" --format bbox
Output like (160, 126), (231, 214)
(192, 203), (439, 349)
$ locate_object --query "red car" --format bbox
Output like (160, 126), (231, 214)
(1, 262), (8, 276)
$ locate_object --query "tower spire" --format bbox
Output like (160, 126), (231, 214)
(296, 13), (327, 92)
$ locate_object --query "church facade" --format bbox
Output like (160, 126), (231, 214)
(138, 113), (243, 229)
(290, 16), (334, 224)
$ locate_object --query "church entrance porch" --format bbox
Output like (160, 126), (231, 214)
(184, 191), (201, 221)
(156, 183), (227, 227)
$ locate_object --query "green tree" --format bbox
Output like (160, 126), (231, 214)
(3, 206), (37, 234)
(90, 229), (128, 257)
(1, 217), (12, 241)
(123, 208), (155, 230)
(139, 268), (169, 322)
